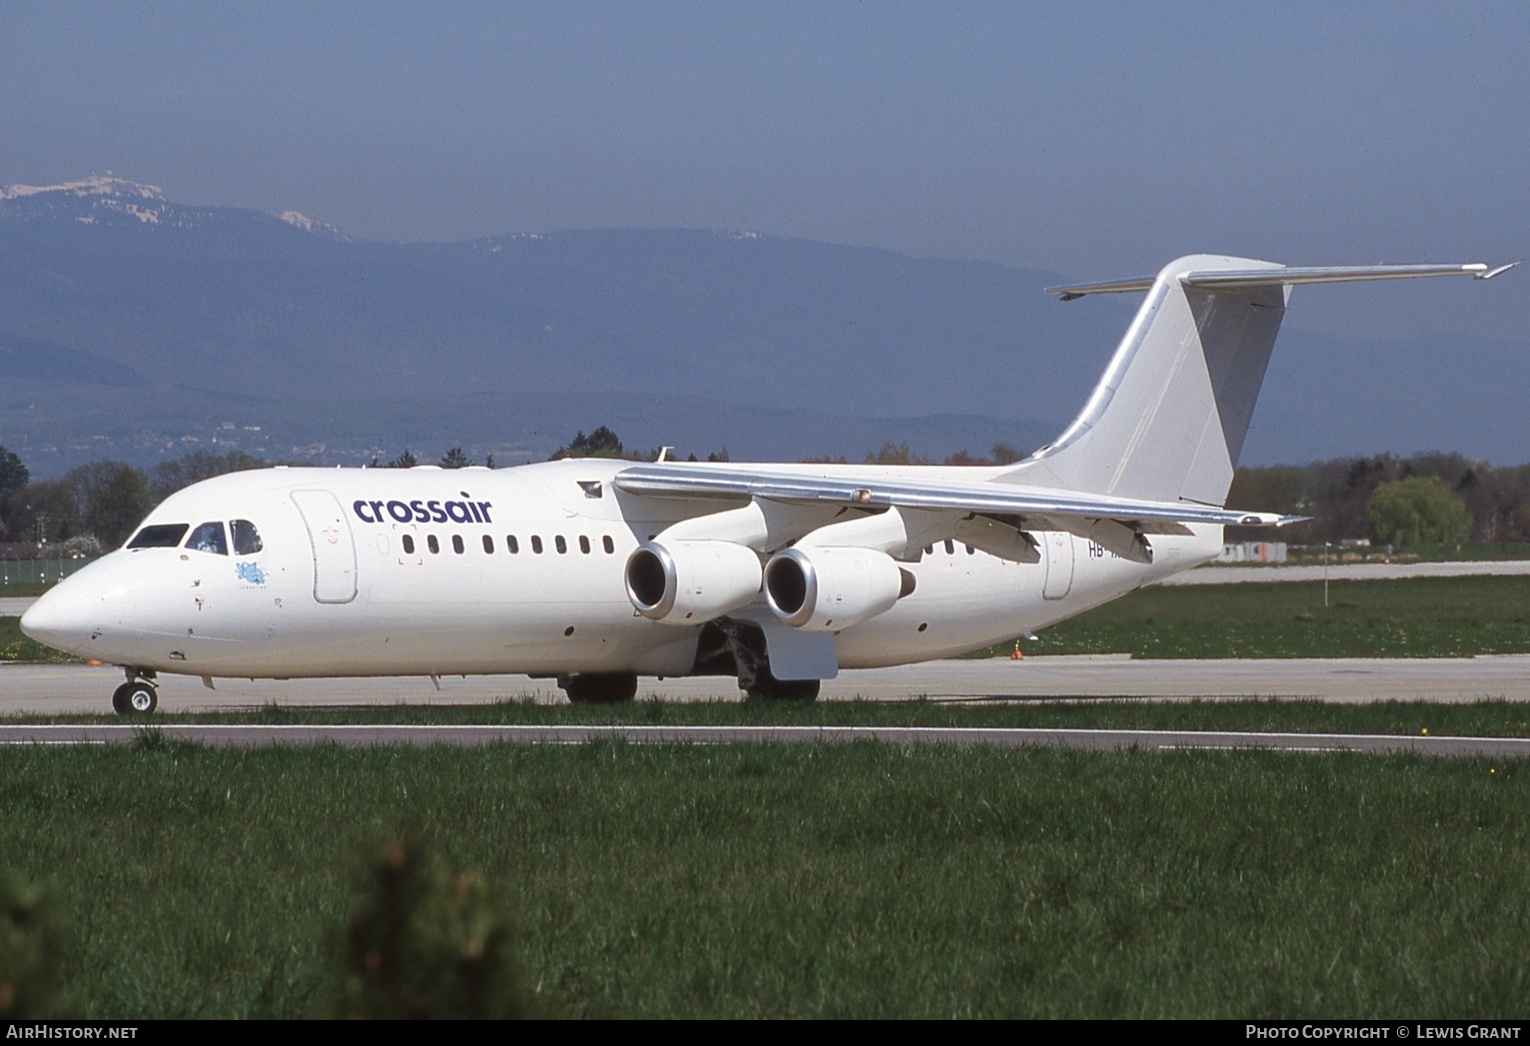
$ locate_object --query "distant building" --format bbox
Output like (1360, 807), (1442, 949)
(1217, 541), (1287, 564)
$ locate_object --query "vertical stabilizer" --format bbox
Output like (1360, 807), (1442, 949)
(1004, 254), (1287, 507)
(1003, 256), (1506, 506)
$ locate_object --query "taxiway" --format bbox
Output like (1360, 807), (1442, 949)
(2, 654), (1529, 715)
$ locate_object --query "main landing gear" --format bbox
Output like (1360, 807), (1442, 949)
(111, 670), (158, 716)
(744, 670), (821, 702)
(558, 672), (639, 704)
(693, 618), (824, 702)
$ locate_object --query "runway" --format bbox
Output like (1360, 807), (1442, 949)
(2, 720), (1528, 757)
(3, 654), (1529, 716)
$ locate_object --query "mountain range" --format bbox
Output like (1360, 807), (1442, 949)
(1, 176), (1524, 474)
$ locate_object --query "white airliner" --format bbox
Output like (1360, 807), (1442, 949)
(20, 254), (1514, 713)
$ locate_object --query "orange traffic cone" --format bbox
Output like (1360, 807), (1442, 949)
(1011, 640), (1023, 660)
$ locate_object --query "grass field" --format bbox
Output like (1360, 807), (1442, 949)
(27, 696), (1529, 741)
(0, 582), (53, 597)
(5, 575), (1529, 1016)
(983, 575), (1530, 659)
(5, 572), (1529, 1017)
(3, 740), (1528, 1019)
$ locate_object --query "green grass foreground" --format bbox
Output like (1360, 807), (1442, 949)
(3, 741), (1528, 1018)
(994, 575), (1530, 659)
(66, 697), (1530, 741)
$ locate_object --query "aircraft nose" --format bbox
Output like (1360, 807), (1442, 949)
(17, 554), (135, 658)
(19, 587), (95, 652)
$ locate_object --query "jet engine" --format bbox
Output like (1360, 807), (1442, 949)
(763, 546), (907, 632)
(624, 540), (762, 625)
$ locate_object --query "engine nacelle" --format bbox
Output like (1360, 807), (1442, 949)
(764, 546), (905, 632)
(624, 539), (762, 625)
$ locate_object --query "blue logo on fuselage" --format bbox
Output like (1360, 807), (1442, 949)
(352, 493), (494, 525)
(235, 561), (267, 585)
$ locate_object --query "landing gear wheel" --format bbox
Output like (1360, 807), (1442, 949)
(111, 681), (158, 716)
(745, 673), (821, 702)
(560, 672), (639, 704)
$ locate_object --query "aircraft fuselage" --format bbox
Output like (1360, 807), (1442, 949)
(21, 459), (1219, 682)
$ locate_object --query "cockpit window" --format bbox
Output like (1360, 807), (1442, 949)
(127, 523), (189, 549)
(231, 519), (263, 555)
(186, 521), (229, 555)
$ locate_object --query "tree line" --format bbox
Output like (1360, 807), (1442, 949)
(0, 445), (486, 549)
(1227, 452), (1530, 546)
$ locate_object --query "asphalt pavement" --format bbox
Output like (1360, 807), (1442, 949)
(3, 654), (1529, 716)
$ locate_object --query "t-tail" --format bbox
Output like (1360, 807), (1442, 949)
(1001, 254), (1515, 507)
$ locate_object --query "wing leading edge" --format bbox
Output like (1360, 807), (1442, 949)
(613, 464), (1300, 529)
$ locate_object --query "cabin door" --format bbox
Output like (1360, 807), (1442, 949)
(292, 490), (358, 604)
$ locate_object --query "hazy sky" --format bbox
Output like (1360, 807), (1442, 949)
(4, 2), (1527, 344)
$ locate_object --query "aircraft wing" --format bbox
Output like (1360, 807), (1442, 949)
(612, 463), (1298, 529)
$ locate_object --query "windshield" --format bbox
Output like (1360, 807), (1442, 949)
(126, 519), (262, 555)
(126, 523), (189, 549)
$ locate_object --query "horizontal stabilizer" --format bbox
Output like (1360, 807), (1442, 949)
(1047, 261), (1513, 301)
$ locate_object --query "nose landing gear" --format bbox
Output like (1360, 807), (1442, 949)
(111, 671), (159, 716)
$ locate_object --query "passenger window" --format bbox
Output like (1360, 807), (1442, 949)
(231, 519), (263, 555)
(427, 535), (440, 554)
(966, 544), (974, 555)
(603, 535), (614, 554)
(186, 521), (228, 555)
(452, 535), (465, 554)
(507, 535), (519, 554)
(531, 536), (543, 554)
(555, 535), (567, 554)
(579, 535), (590, 554)
(944, 539), (955, 555)
(402, 535), (415, 554)
(128, 523), (189, 549)
(483, 535), (494, 554)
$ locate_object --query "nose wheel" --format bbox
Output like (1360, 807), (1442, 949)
(111, 675), (159, 716)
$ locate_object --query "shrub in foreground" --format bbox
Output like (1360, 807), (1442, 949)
(331, 837), (533, 1019)
(0, 870), (68, 1019)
